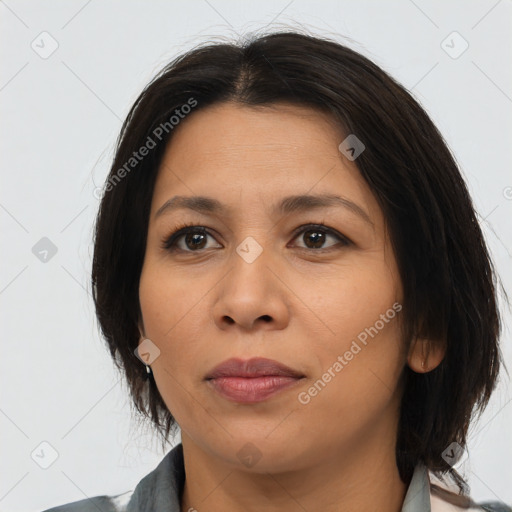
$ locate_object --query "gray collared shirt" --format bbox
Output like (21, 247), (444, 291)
(42, 443), (510, 512)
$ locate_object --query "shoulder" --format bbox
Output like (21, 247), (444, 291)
(478, 503), (512, 512)
(40, 490), (133, 512)
(39, 443), (184, 512)
(430, 482), (511, 512)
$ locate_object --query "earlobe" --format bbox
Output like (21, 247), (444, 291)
(407, 337), (446, 373)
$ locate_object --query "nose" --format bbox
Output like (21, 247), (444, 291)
(212, 246), (290, 332)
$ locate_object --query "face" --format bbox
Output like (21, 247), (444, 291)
(138, 101), (407, 473)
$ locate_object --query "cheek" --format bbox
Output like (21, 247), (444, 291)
(138, 268), (191, 396)
(138, 260), (207, 341)
(295, 257), (404, 404)
(138, 263), (212, 414)
(296, 256), (400, 347)
(296, 314), (404, 441)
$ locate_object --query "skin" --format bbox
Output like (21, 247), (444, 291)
(137, 101), (445, 512)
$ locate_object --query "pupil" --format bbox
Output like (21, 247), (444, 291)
(306, 230), (324, 248)
(186, 232), (206, 250)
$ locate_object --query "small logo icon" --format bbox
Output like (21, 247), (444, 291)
(31, 32), (59, 59)
(441, 441), (468, 468)
(441, 31), (469, 59)
(32, 237), (58, 263)
(134, 338), (161, 365)
(236, 442), (263, 468)
(236, 236), (263, 264)
(338, 134), (365, 161)
(31, 441), (59, 469)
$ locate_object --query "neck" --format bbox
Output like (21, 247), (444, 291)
(179, 427), (408, 512)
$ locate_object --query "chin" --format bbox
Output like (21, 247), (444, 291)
(211, 435), (311, 474)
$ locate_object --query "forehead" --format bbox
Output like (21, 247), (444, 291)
(150, 102), (379, 223)
(162, 101), (342, 160)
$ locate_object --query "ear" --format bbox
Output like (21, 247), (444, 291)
(407, 337), (446, 373)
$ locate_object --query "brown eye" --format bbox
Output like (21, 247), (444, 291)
(162, 226), (221, 252)
(183, 231), (208, 250)
(291, 224), (351, 251)
(302, 229), (327, 249)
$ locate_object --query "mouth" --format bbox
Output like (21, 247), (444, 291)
(204, 357), (305, 404)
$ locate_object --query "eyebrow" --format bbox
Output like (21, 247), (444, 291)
(154, 194), (373, 227)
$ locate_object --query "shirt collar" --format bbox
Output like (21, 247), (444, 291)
(126, 442), (184, 512)
(401, 461), (432, 512)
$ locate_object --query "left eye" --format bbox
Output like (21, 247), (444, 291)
(161, 224), (350, 253)
(290, 225), (350, 250)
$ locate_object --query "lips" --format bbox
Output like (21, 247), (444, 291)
(205, 357), (305, 380)
(205, 357), (305, 403)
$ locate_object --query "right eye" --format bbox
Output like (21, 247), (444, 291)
(161, 224), (222, 253)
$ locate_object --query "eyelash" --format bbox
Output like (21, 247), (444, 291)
(160, 221), (352, 253)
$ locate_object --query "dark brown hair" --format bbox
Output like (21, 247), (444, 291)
(91, 29), (508, 494)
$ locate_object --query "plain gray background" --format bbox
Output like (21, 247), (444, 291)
(1, 1), (511, 510)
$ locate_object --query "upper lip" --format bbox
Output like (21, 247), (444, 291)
(205, 357), (305, 379)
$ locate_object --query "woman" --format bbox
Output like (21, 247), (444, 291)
(43, 30), (511, 512)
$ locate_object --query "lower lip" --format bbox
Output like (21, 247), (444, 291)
(206, 376), (303, 403)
